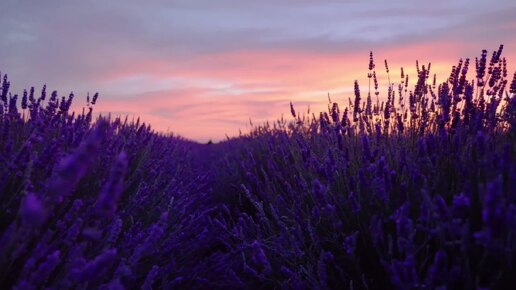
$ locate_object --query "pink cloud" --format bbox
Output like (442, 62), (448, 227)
(84, 40), (516, 141)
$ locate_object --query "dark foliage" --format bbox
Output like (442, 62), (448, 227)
(1, 46), (515, 289)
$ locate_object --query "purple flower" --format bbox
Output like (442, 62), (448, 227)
(102, 278), (125, 290)
(353, 80), (361, 121)
(106, 218), (123, 245)
(28, 250), (61, 287)
(509, 71), (516, 94)
(21, 90), (28, 109)
(59, 199), (83, 228)
(81, 227), (103, 241)
(91, 92), (99, 105)
(70, 249), (117, 283)
(482, 179), (505, 236)
(312, 178), (326, 202)
(342, 231), (359, 256)
(368, 51), (375, 71)
(46, 120), (108, 202)
(331, 102), (340, 123)
(489, 44), (504, 65)
(95, 151), (128, 216)
(384, 59), (390, 73)
(63, 218), (83, 246)
(427, 250), (447, 286)
(1, 74), (10, 103)
(19, 192), (47, 226)
(251, 240), (271, 272)
(476, 49), (488, 85)
(361, 135), (372, 162)
(290, 101), (296, 118)
(386, 256), (419, 289)
(141, 265), (160, 290)
(395, 203), (413, 238)
(366, 93), (372, 117)
(129, 213), (168, 265)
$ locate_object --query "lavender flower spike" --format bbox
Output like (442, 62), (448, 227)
(19, 192), (47, 226)
(95, 151), (128, 216)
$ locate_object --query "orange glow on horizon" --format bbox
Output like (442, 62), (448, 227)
(81, 41), (516, 142)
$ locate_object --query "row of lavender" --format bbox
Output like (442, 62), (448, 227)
(0, 45), (515, 289)
(217, 46), (516, 289)
(0, 79), (226, 289)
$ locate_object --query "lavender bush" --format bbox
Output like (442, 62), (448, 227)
(1, 45), (515, 289)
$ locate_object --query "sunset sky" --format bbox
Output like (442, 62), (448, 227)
(1, 0), (515, 142)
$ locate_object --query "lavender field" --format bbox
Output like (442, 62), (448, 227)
(1, 46), (515, 289)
